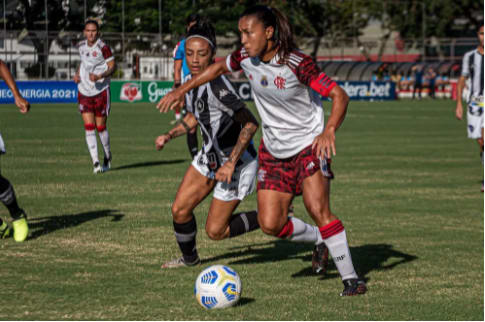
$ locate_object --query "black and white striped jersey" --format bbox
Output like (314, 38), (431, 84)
(461, 48), (484, 102)
(185, 74), (256, 170)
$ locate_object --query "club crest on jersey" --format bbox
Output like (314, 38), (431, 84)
(195, 98), (206, 113)
(249, 74), (253, 80)
(260, 75), (268, 87)
(93, 51), (98, 57)
(274, 76), (286, 90)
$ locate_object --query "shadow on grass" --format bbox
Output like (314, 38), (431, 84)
(202, 241), (417, 282)
(237, 297), (255, 307)
(27, 209), (124, 240)
(111, 159), (186, 171)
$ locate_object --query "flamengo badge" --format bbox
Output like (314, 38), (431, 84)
(274, 76), (286, 89)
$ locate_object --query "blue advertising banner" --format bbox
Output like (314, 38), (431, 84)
(0, 81), (78, 104)
(337, 81), (396, 100)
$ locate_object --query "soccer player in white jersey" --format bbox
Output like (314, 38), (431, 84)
(74, 20), (116, 174)
(155, 20), (261, 268)
(455, 23), (484, 192)
(0, 60), (30, 242)
(158, 5), (367, 296)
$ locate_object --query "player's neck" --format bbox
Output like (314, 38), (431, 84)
(87, 39), (98, 47)
(260, 42), (278, 63)
(478, 45), (484, 55)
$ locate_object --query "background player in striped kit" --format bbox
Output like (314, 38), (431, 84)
(455, 23), (484, 192)
(0, 60), (30, 242)
(156, 20), (260, 268)
(74, 20), (116, 174)
(158, 6), (366, 296)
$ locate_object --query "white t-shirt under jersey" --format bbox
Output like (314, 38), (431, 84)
(226, 47), (336, 159)
(77, 38), (114, 97)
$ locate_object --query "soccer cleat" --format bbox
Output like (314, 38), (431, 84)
(312, 242), (329, 275)
(340, 278), (367, 296)
(102, 156), (112, 172)
(12, 212), (28, 242)
(161, 256), (201, 269)
(0, 220), (10, 239)
(93, 161), (103, 174)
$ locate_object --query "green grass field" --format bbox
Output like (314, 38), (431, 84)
(0, 99), (482, 320)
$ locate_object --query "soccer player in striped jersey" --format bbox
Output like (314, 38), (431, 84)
(74, 20), (116, 174)
(158, 6), (366, 296)
(455, 23), (484, 192)
(0, 60), (30, 242)
(156, 20), (261, 268)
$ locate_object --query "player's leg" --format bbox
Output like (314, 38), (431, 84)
(95, 89), (111, 172)
(0, 174), (28, 242)
(162, 165), (216, 268)
(302, 172), (366, 296)
(81, 112), (101, 173)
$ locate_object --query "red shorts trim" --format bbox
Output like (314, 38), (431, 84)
(78, 88), (111, 117)
(257, 139), (334, 195)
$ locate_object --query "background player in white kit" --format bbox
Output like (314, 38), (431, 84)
(455, 23), (484, 191)
(74, 20), (116, 173)
(158, 5), (366, 296)
(0, 60), (30, 242)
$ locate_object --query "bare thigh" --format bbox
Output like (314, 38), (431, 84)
(257, 189), (293, 236)
(301, 171), (337, 227)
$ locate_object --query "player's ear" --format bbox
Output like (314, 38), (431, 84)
(265, 26), (274, 41)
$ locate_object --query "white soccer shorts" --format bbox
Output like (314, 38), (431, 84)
(0, 133), (5, 154)
(191, 149), (257, 202)
(467, 97), (484, 139)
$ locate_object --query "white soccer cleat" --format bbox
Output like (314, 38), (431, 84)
(93, 161), (103, 174)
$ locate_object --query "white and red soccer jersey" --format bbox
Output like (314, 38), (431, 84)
(77, 38), (114, 96)
(226, 47), (336, 158)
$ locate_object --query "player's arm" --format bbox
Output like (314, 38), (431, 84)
(455, 75), (467, 120)
(155, 113), (198, 151)
(157, 59), (229, 112)
(73, 64), (81, 83)
(90, 60), (116, 81)
(0, 60), (30, 114)
(312, 85), (349, 159)
(173, 59), (182, 88)
(215, 108), (259, 184)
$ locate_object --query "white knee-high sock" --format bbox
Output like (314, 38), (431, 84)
(85, 130), (99, 164)
(277, 216), (323, 244)
(98, 128), (111, 160)
(319, 220), (358, 280)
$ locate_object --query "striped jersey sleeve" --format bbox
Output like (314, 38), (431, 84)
(226, 47), (249, 72)
(288, 52), (336, 98)
(461, 50), (474, 77)
(97, 40), (114, 62)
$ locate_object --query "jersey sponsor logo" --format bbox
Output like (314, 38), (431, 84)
(274, 76), (286, 90)
(260, 75), (268, 87)
(219, 89), (230, 98)
(120, 83), (142, 102)
(195, 98), (206, 113)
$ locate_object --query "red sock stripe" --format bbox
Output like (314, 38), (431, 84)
(84, 123), (95, 131)
(276, 219), (294, 238)
(319, 219), (344, 239)
(96, 125), (106, 132)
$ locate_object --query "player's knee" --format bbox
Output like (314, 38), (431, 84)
(84, 123), (95, 131)
(171, 203), (190, 222)
(258, 218), (282, 236)
(205, 225), (226, 240)
(96, 124), (106, 132)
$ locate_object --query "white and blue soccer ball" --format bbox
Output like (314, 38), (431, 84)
(194, 265), (242, 309)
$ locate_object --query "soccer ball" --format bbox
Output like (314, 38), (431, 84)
(194, 265), (242, 309)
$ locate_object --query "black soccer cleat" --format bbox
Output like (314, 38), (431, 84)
(340, 278), (367, 296)
(312, 242), (329, 275)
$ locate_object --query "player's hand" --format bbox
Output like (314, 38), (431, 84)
(14, 95), (30, 114)
(455, 102), (463, 120)
(156, 89), (184, 113)
(89, 73), (101, 82)
(312, 126), (336, 160)
(155, 134), (171, 151)
(73, 74), (81, 84)
(215, 161), (236, 184)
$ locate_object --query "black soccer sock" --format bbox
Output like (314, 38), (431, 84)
(186, 131), (198, 159)
(0, 175), (22, 219)
(173, 216), (199, 263)
(229, 211), (259, 238)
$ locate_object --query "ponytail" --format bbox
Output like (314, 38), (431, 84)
(241, 5), (296, 63)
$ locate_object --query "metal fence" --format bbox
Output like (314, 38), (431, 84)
(1, 30), (480, 81)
